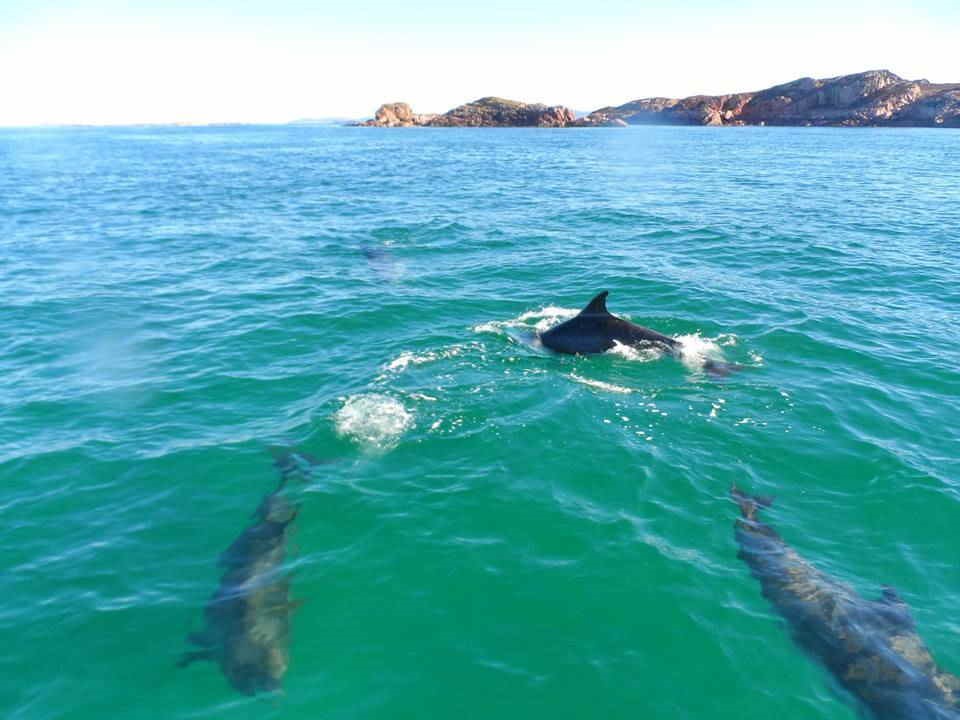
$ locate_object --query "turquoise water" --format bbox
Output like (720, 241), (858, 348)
(2, 125), (959, 719)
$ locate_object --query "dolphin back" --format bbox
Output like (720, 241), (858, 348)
(733, 487), (960, 720)
(539, 291), (678, 355)
(180, 452), (310, 695)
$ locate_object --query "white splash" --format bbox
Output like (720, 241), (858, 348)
(472, 321), (503, 335)
(385, 350), (438, 372)
(673, 333), (728, 372)
(604, 333), (734, 372)
(605, 340), (665, 363)
(473, 306), (578, 337)
(334, 393), (414, 449)
(709, 398), (726, 418)
(407, 392), (438, 402)
(567, 373), (634, 394)
(384, 343), (481, 373)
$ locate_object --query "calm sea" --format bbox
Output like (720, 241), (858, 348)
(1, 125), (959, 719)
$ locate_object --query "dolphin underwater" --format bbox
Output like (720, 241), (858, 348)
(538, 291), (738, 375)
(732, 487), (960, 720)
(179, 452), (308, 695)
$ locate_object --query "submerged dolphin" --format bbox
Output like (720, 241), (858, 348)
(733, 487), (960, 720)
(538, 291), (737, 375)
(179, 452), (308, 695)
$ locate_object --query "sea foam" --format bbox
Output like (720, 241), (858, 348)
(567, 373), (634, 394)
(383, 342), (481, 373)
(334, 393), (413, 449)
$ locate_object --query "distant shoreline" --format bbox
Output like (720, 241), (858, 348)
(356, 70), (960, 129)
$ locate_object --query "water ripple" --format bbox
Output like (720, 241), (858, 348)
(1, 125), (959, 719)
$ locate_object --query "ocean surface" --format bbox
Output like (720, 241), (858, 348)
(2, 124), (959, 719)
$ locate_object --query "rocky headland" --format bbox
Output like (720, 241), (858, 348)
(357, 70), (960, 128)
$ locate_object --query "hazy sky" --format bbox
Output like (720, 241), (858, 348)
(2, 0), (958, 125)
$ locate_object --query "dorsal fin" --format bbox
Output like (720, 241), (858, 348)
(580, 291), (610, 316)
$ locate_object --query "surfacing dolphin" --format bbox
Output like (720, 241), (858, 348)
(538, 291), (738, 375)
(178, 451), (310, 695)
(733, 487), (960, 720)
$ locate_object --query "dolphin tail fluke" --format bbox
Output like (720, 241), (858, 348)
(730, 485), (774, 521)
(580, 291), (610, 316)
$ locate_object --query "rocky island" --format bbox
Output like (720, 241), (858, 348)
(358, 97), (576, 128)
(357, 70), (959, 128)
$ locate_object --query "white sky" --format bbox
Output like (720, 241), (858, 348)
(1, 0), (958, 125)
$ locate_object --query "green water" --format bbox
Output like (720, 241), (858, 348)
(1, 125), (959, 719)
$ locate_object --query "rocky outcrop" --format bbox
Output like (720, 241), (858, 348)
(596, 71), (960, 128)
(357, 102), (436, 127)
(426, 97), (576, 127)
(356, 97), (576, 127)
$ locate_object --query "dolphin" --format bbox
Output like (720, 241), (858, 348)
(178, 452), (309, 695)
(538, 291), (737, 375)
(732, 487), (960, 720)
(361, 244), (405, 283)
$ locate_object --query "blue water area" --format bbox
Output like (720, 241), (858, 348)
(1, 124), (959, 719)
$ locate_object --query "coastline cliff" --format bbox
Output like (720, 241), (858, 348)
(357, 70), (960, 128)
